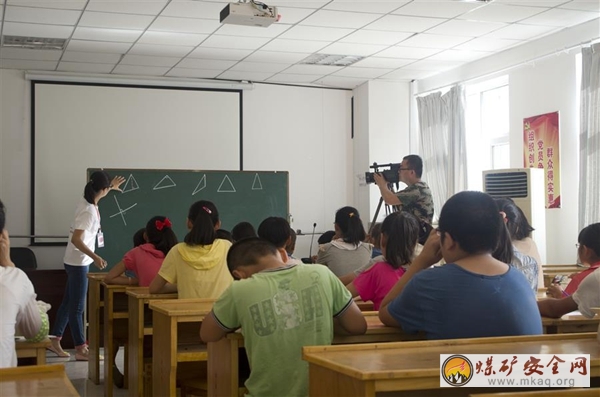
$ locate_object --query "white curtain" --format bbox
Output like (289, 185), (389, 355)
(579, 43), (600, 230)
(417, 85), (467, 219)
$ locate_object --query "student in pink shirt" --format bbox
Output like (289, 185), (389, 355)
(105, 216), (178, 287)
(346, 212), (420, 310)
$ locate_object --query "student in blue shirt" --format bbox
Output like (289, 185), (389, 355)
(379, 191), (543, 340)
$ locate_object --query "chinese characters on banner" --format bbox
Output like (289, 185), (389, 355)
(523, 112), (560, 208)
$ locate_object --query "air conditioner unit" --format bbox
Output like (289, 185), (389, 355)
(483, 168), (546, 265)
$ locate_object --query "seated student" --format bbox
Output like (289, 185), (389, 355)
(132, 227), (146, 248)
(316, 207), (372, 276)
(215, 228), (233, 242)
(105, 216), (178, 287)
(547, 223), (600, 298)
(346, 212), (419, 310)
(0, 200), (48, 368)
(231, 221), (257, 242)
(286, 228), (301, 264)
(538, 267), (599, 318)
(379, 191), (543, 340)
(258, 217), (303, 265)
(200, 238), (367, 397)
(150, 200), (233, 298)
(368, 222), (383, 258)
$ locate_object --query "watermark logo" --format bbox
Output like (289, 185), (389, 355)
(441, 355), (473, 386)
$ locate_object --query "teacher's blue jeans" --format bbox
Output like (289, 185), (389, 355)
(51, 263), (89, 347)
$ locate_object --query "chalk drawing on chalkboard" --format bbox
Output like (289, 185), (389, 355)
(110, 196), (137, 226)
(252, 173), (263, 190)
(217, 175), (236, 193)
(122, 174), (139, 193)
(192, 175), (207, 196)
(153, 175), (176, 190)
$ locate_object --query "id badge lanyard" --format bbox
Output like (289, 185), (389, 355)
(96, 206), (104, 248)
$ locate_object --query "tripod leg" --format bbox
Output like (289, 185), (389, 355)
(370, 197), (384, 235)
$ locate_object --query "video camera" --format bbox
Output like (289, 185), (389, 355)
(365, 162), (401, 185)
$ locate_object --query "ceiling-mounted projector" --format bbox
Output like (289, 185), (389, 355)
(220, 1), (279, 28)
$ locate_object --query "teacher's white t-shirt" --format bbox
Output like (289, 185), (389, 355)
(63, 198), (100, 266)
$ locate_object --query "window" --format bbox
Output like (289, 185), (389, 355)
(465, 76), (510, 191)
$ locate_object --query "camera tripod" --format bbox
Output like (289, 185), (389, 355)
(369, 183), (398, 235)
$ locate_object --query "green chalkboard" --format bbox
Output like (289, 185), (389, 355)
(90, 168), (289, 271)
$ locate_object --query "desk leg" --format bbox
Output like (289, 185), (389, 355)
(88, 280), (101, 384)
(308, 364), (375, 397)
(208, 338), (239, 397)
(104, 290), (114, 397)
(128, 296), (143, 397)
(36, 347), (46, 365)
(153, 311), (177, 397)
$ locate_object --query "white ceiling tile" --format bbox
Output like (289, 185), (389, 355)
(215, 23), (292, 38)
(392, 1), (480, 19)
(459, 4), (547, 23)
(67, 40), (133, 54)
(455, 37), (522, 52)
(137, 31), (207, 47)
(275, 7), (317, 24)
(333, 67), (393, 79)
(218, 70), (277, 81)
(120, 54), (181, 67)
(72, 27), (143, 43)
(230, 61), (290, 73)
(483, 23), (559, 40)
(559, 1), (600, 12)
(128, 43), (194, 57)
(61, 51), (122, 64)
(244, 51), (311, 64)
(86, 0), (169, 16)
(493, 1), (573, 7)
(398, 33), (472, 49)
(267, 73), (322, 84)
(280, 25), (354, 42)
(377, 46), (441, 59)
(299, 10), (382, 29)
(339, 30), (414, 46)
(187, 47), (252, 60)
(201, 35), (271, 50)
(314, 75), (366, 89)
(405, 58), (464, 71)
(319, 42), (388, 56)
(161, 1), (224, 19)
(5, 5), (81, 25)
(2, 22), (74, 38)
(278, 2), (330, 9)
(352, 57), (413, 69)
(150, 17), (221, 34)
(6, 1), (86, 10)
(113, 64), (170, 76)
(427, 20), (507, 36)
(0, 58), (57, 70)
(520, 8), (599, 26)
(261, 38), (328, 53)
(57, 61), (116, 73)
(428, 49), (490, 62)
(365, 14), (446, 33)
(323, 1), (410, 14)
(177, 58), (237, 69)
(166, 68), (222, 78)
(379, 68), (437, 81)
(284, 64), (343, 75)
(0, 47), (62, 61)
(79, 11), (154, 30)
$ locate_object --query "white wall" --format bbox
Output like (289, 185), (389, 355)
(0, 69), (353, 268)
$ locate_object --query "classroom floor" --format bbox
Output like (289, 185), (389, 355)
(46, 347), (127, 397)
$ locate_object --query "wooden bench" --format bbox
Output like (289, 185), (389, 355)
(470, 389), (600, 397)
(15, 338), (51, 365)
(0, 364), (79, 396)
(102, 282), (129, 397)
(87, 272), (106, 384)
(302, 333), (600, 397)
(542, 312), (600, 334)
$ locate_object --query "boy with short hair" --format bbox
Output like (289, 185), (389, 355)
(200, 238), (367, 397)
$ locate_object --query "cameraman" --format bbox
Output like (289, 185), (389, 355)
(373, 155), (434, 228)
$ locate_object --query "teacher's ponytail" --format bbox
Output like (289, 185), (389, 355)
(84, 171), (111, 204)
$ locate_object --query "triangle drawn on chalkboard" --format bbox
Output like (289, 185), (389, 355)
(122, 174), (139, 193)
(252, 173), (263, 190)
(153, 175), (176, 190)
(217, 175), (236, 193)
(192, 175), (207, 196)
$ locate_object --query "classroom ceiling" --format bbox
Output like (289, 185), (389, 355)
(0, 0), (598, 89)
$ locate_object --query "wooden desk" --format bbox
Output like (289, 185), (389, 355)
(470, 389), (600, 397)
(303, 333), (600, 397)
(127, 288), (177, 397)
(87, 272), (106, 384)
(103, 282), (129, 397)
(150, 299), (215, 397)
(0, 364), (79, 397)
(542, 313), (600, 334)
(355, 300), (374, 311)
(15, 338), (51, 365)
(207, 311), (424, 397)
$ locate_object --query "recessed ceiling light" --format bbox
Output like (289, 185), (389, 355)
(2, 36), (67, 50)
(300, 54), (364, 67)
